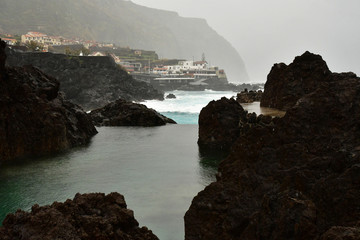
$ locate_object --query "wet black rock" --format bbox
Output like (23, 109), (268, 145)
(0, 39), (97, 163)
(236, 89), (262, 103)
(186, 52), (360, 239)
(0, 192), (159, 240)
(89, 99), (176, 127)
(166, 93), (176, 99)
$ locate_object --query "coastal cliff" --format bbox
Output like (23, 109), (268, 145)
(0, 0), (249, 82)
(0, 40), (97, 163)
(0, 192), (159, 240)
(6, 49), (163, 110)
(185, 52), (360, 239)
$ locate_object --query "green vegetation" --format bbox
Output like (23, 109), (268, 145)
(25, 41), (44, 51)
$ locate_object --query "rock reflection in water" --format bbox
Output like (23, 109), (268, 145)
(241, 101), (286, 117)
(198, 148), (229, 185)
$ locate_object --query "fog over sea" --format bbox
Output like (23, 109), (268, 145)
(0, 90), (265, 240)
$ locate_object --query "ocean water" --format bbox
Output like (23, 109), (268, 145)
(0, 91), (283, 240)
(143, 90), (237, 124)
(143, 90), (284, 124)
(0, 125), (218, 240)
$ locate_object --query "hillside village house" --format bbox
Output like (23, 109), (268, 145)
(2, 38), (17, 46)
(21, 32), (62, 46)
(167, 60), (209, 74)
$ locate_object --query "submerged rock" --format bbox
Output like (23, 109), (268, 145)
(261, 51), (332, 110)
(0, 39), (97, 163)
(0, 192), (159, 240)
(89, 99), (176, 127)
(185, 52), (360, 239)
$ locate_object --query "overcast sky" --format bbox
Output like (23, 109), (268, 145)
(131, 0), (360, 82)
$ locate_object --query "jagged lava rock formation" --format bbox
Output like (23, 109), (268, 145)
(6, 49), (164, 110)
(261, 51), (331, 110)
(0, 39), (97, 163)
(185, 52), (360, 239)
(236, 89), (263, 103)
(0, 40), (5, 75)
(89, 99), (176, 127)
(198, 97), (273, 153)
(198, 98), (244, 153)
(0, 192), (159, 240)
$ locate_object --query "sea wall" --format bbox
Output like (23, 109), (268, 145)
(6, 49), (164, 110)
(185, 52), (360, 239)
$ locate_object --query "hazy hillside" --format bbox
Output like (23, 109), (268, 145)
(0, 0), (249, 82)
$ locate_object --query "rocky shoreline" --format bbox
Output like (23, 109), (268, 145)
(89, 99), (176, 127)
(236, 89), (263, 103)
(0, 39), (177, 163)
(2, 36), (360, 240)
(0, 192), (159, 240)
(198, 97), (274, 155)
(0, 41), (97, 163)
(185, 52), (360, 239)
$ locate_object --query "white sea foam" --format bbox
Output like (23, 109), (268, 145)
(143, 90), (236, 114)
(142, 90), (236, 124)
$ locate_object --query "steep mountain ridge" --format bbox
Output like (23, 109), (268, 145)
(0, 0), (249, 82)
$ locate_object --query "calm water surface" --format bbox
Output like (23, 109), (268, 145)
(0, 95), (284, 240)
(0, 125), (217, 240)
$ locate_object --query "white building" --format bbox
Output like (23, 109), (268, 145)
(2, 38), (17, 46)
(21, 32), (62, 46)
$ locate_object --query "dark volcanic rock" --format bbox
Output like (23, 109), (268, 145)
(198, 97), (273, 153)
(166, 93), (176, 99)
(6, 49), (164, 110)
(0, 39), (6, 75)
(0, 192), (159, 240)
(185, 54), (360, 239)
(0, 40), (97, 163)
(236, 89), (262, 103)
(260, 51), (332, 110)
(198, 98), (245, 153)
(320, 226), (360, 240)
(89, 99), (176, 127)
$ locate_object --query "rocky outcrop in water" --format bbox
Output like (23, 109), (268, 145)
(260, 51), (332, 110)
(198, 98), (244, 153)
(89, 99), (176, 127)
(6, 49), (164, 110)
(166, 93), (176, 99)
(0, 192), (159, 240)
(198, 97), (273, 154)
(0, 39), (97, 163)
(236, 89), (262, 103)
(185, 52), (360, 239)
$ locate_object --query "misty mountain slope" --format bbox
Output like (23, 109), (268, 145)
(0, 0), (249, 82)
